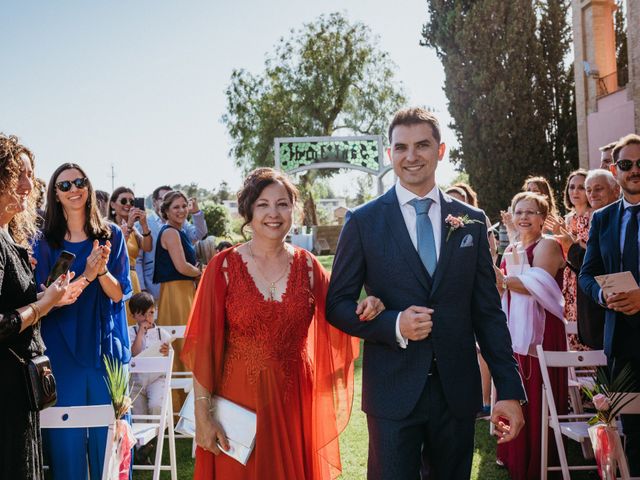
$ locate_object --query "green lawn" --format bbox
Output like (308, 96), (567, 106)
(133, 349), (594, 480)
(133, 254), (593, 479)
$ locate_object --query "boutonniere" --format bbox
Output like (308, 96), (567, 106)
(445, 214), (483, 241)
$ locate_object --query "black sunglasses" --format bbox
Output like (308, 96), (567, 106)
(119, 198), (135, 206)
(615, 159), (640, 172)
(55, 177), (88, 192)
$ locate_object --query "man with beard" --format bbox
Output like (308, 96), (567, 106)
(580, 134), (640, 475)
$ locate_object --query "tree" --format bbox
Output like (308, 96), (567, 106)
(422, 0), (578, 218)
(614, 0), (628, 87)
(222, 12), (406, 224)
(201, 202), (230, 238)
(171, 183), (214, 202)
(211, 181), (232, 204)
(537, 0), (578, 201)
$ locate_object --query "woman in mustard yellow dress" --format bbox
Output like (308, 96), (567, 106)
(154, 190), (200, 406)
(109, 187), (152, 323)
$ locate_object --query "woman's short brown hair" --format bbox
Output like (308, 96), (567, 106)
(0, 133), (37, 246)
(237, 168), (299, 236)
(160, 190), (189, 220)
(510, 191), (550, 219)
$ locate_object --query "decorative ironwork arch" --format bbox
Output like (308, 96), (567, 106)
(274, 135), (394, 194)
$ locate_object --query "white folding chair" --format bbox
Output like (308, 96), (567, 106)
(563, 319), (597, 458)
(163, 325), (193, 395)
(40, 404), (116, 480)
(129, 351), (177, 480)
(538, 345), (611, 480)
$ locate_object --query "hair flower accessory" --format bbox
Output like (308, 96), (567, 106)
(444, 214), (483, 241)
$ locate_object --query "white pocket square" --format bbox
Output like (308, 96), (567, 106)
(460, 234), (474, 248)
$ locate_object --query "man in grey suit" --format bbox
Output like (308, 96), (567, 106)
(326, 107), (525, 479)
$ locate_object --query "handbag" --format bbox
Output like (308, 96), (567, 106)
(9, 348), (57, 411)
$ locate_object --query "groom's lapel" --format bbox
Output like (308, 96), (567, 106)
(382, 188), (432, 292)
(431, 191), (456, 294)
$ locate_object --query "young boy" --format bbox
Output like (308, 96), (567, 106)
(127, 291), (172, 417)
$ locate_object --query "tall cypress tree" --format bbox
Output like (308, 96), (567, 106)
(537, 0), (578, 199)
(422, 0), (577, 218)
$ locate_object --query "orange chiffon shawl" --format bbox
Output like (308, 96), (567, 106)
(181, 248), (359, 479)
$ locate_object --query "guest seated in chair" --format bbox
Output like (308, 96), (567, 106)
(128, 291), (172, 464)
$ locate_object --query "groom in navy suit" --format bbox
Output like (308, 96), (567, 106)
(326, 107), (526, 479)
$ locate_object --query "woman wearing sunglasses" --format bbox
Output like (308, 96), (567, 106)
(32, 163), (132, 480)
(108, 186), (152, 323)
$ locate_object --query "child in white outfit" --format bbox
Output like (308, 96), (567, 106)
(128, 292), (172, 416)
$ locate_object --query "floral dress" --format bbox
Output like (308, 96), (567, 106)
(563, 211), (591, 351)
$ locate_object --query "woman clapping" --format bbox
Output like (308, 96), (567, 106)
(33, 163), (132, 480)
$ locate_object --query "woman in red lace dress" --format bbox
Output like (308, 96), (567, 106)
(182, 168), (382, 480)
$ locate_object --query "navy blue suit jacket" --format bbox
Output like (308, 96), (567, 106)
(326, 187), (525, 420)
(579, 199), (640, 361)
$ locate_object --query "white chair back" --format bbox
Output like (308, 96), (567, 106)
(161, 325), (186, 339)
(40, 405), (115, 480)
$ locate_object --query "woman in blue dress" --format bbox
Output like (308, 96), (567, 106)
(33, 163), (132, 480)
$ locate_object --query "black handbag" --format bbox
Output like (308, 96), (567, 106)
(9, 349), (57, 411)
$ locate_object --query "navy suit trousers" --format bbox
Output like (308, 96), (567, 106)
(366, 365), (475, 480)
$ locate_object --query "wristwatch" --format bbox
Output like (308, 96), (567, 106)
(501, 276), (508, 291)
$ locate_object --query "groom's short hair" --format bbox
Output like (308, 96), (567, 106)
(388, 107), (441, 144)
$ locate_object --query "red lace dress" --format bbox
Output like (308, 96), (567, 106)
(562, 211), (591, 350)
(182, 247), (358, 480)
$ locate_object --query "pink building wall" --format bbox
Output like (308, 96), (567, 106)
(587, 88), (635, 169)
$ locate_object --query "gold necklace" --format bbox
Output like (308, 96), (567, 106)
(247, 241), (291, 300)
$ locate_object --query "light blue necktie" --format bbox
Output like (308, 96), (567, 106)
(409, 198), (437, 276)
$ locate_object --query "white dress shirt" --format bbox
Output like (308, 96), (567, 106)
(394, 181), (442, 348)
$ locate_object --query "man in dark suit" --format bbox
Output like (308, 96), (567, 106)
(326, 107), (526, 479)
(579, 133), (640, 475)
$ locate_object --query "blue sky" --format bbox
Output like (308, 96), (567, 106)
(1, 0), (458, 197)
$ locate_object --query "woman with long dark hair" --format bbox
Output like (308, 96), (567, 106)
(0, 135), (74, 480)
(33, 163), (132, 480)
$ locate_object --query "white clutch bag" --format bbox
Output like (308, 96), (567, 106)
(176, 390), (257, 466)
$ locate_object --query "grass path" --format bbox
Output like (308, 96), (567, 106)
(133, 255), (591, 479)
